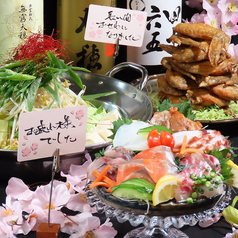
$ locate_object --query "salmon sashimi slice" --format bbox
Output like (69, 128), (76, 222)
(116, 159), (145, 185)
(118, 167), (155, 184)
(133, 145), (178, 183)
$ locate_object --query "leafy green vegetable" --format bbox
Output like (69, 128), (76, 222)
(82, 92), (117, 100)
(108, 117), (133, 139)
(193, 104), (233, 120)
(206, 148), (235, 181)
(156, 99), (196, 120)
(137, 125), (173, 135)
(94, 148), (106, 158)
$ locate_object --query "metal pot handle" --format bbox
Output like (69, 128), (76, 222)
(105, 62), (148, 91)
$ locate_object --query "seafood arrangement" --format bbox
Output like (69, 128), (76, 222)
(87, 109), (236, 214)
(159, 23), (238, 108)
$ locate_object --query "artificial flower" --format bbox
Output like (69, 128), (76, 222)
(0, 157), (117, 237)
(6, 177), (34, 201)
(66, 187), (96, 213)
(198, 213), (221, 228)
(186, 0), (238, 62)
(217, 0), (238, 24)
(224, 228), (238, 238)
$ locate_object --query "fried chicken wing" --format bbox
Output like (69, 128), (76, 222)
(169, 35), (210, 52)
(159, 22), (238, 110)
(157, 74), (185, 96)
(160, 44), (208, 62)
(186, 88), (230, 107)
(166, 70), (198, 90)
(209, 84), (238, 101)
(173, 23), (230, 66)
(165, 57), (237, 76)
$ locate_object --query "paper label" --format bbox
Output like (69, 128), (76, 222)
(17, 106), (87, 162)
(85, 4), (147, 47)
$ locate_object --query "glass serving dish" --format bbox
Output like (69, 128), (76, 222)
(86, 184), (231, 238)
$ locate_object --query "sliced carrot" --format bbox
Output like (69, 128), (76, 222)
(89, 164), (112, 189)
(179, 135), (187, 156)
(106, 188), (113, 193)
(177, 135), (203, 157)
(89, 181), (110, 189)
(92, 170), (117, 187)
(181, 148), (203, 154)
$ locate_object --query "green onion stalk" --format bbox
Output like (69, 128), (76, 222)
(0, 35), (116, 150)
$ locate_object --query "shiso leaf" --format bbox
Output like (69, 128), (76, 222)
(108, 117), (133, 140)
(156, 99), (196, 120)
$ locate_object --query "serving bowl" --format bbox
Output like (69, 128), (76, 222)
(0, 62), (153, 184)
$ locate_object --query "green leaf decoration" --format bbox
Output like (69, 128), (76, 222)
(108, 117), (133, 140)
(222, 196), (238, 226)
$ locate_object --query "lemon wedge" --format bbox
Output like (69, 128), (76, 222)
(226, 160), (238, 188)
(152, 175), (181, 206)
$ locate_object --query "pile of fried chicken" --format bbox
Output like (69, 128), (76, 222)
(159, 22), (238, 108)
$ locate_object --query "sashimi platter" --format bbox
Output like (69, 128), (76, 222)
(87, 107), (237, 217)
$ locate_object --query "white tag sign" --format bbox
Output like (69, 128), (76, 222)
(17, 106), (87, 162)
(85, 4), (147, 47)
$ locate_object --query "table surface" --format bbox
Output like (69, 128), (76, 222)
(1, 122), (238, 238)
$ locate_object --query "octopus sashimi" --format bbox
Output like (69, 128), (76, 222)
(173, 129), (230, 152)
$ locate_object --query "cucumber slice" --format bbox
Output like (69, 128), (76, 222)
(112, 184), (153, 201)
(120, 178), (155, 190)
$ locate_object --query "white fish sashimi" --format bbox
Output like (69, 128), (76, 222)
(113, 121), (150, 151)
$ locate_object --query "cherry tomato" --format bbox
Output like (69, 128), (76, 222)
(160, 130), (175, 149)
(147, 129), (161, 148)
(147, 129), (174, 148)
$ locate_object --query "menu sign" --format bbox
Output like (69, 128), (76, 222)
(85, 4), (147, 47)
(17, 106), (87, 161)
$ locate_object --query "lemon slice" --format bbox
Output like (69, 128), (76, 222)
(152, 175), (181, 206)
(226, 160), (238, 188)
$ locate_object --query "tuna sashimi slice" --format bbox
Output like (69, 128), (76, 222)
(175, 166), (204, 202)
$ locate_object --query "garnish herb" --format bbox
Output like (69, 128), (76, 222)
(108, 117), (133, 140)
(156, 99), (196, 120)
